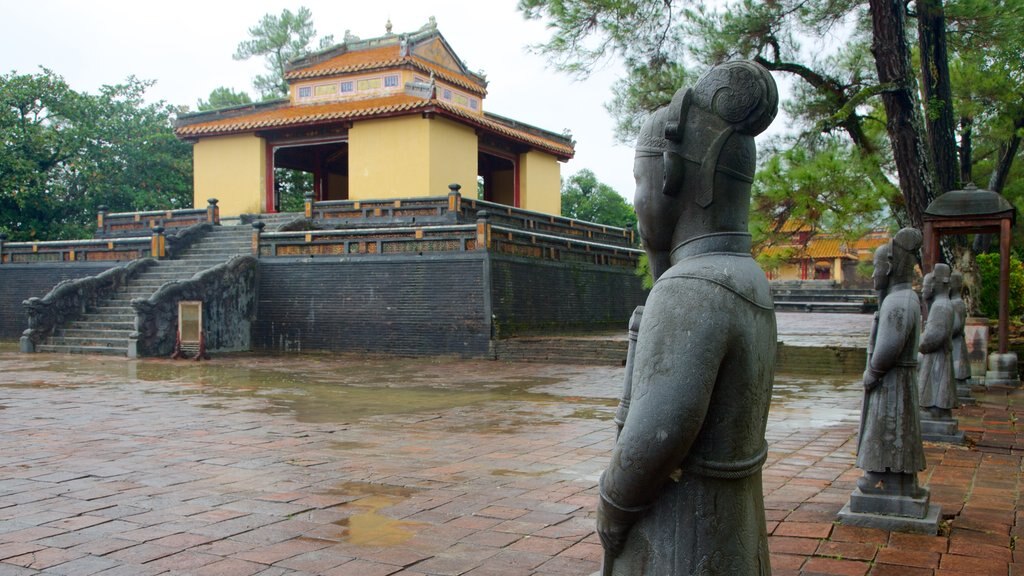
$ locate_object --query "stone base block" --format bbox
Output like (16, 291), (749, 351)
(986, 352), (1019, 388)
(848, 487), (930, 518)
(838, 500), (940, 534)
(920, 417), (966, 444)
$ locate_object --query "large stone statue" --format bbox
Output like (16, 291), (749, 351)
(917, 264), (966, 443)
(597, 60), (778, 575)
(949, 271), (974, 404)
(840, 228), (938, 532)
(918, 264), (957, 415)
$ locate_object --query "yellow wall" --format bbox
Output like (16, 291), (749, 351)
(428, 118), (477, 196)
(518, 150), (562, 215)
(193, 134), (266, 216)
(349, 115), (477, 199)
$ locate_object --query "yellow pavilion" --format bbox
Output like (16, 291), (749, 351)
(175, 20), (575, 217)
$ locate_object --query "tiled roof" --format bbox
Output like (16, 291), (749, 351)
(284, 44), (486, 96)
(804, 238), (856, 259)
(175, 95), (574, 159)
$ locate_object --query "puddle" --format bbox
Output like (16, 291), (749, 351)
(325, 481), (425, 546)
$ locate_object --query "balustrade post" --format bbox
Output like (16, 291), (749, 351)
(475, 210), (490, 251)
(207, 198), (219, 225)
(304, 191), (316, 219)
(447, 183), (462, 214)
(151, 226), (166, 259)
(252, 221), (265, 257)
(97, 205), (108, 233)
(0, 233), (6, 265)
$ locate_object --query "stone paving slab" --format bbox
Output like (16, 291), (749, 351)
(0, 345), (1019, 575)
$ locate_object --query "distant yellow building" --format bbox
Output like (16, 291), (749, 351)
(759, 224), (889, 284)
(175, 20), (575, 217)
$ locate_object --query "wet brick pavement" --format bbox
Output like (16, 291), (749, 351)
(0, 324), (1021, 576)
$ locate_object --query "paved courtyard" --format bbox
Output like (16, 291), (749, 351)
(0, 324), (1020, 575)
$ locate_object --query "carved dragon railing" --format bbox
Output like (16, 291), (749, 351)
(20, 258), (156, 352)
(129, 255), (257, 358)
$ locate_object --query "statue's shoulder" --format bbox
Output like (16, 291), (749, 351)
(657, 255), (772, 309)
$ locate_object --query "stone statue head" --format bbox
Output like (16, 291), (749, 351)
(872, 243), (892, 292)
(889, 227), (922, 285)
(924, 263), (951, 302)
(950, 270), (963, 297)
(633, 60), (778, 273)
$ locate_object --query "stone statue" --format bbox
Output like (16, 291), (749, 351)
(949, 271), (973, 403)
(840, 227), (938, 532)
(855, 229), (927, 497)
(597, 60), (778, 575)
(918, 264), (957, 418)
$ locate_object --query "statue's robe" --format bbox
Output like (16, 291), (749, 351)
(919, 297), (957, 411)
(601, 241), (775, 575)
(857, 283), (927, 473)
(950, 298), (971, 382)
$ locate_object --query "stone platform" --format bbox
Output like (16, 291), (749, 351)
(0, 334), (1020, 575)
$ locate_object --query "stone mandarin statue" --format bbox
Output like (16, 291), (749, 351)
(949, 271), (973, 402)
(597, 60), (778, 575)
(855, 228), (928, 500)
(918, 263), (958, 419)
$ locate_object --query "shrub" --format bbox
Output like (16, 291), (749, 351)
(976, 252), (1024, 318)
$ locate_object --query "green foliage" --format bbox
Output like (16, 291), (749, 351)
(560, 169), (636, 229)
(0, 69), (192, 241)
(233, 7), (334, 99)
(274, 168), (312, 212)
(197, 86), (253, 111)
(750, 139), (890, 253)
(521, 0), (1024, 236)
(976, 252), (1024, 318)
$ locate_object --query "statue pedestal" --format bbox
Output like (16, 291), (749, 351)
(965, 317), (989, 386)
(955, 379), (976, 405)
(985, 352), (1019, 388)
(919, 415), (966, 444)
(838, 489), (940, 534)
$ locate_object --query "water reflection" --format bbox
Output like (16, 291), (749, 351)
(0, 348), (863, 430)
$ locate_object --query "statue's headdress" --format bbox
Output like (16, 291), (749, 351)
(889, 227), (923, 279)
(656, 60), (778, 207)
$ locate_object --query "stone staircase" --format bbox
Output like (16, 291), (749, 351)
(37, 225), (253, 356)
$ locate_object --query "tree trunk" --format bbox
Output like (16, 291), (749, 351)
(917, 0), (960, 193)
(869, 0), (938, 229)
(988, 115), (1024, 193)
(959, 116), (973, 185)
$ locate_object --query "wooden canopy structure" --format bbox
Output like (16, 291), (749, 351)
(922, 183), (1016, 355)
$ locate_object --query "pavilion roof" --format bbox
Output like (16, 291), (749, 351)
(174, 94), (575, 160)
(284, 44), (487, 97)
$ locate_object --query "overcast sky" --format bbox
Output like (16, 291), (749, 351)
(1, 0), (653, 199)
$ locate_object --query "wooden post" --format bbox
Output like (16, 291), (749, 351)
(252, 221), (265, 257)
(304, 191), (315, 219)
(476, 210), (490, 250)
(207, 198), (219, 224)
(999, 217), (1011, 354)
(448, 183), (462, 214)
(97, 205), (108, 232)
(151, 226), (166, 259)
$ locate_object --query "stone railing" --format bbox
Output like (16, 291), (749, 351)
(129, 255), (257, 358)
(1, 235), (153, 264)
(0, 222), (211, 264)
(96, 198), (219, 237)
(254, 211), (643, 268)
(295, 185), (636, 249)
(20, 258), (156, 352)
(165, 222), (213, 259)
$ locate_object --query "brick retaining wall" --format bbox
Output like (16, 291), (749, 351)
(0, 263), (119, 339)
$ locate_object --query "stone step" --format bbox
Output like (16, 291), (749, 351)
(35, 344), (127, 356)
(57, 328), (133, 339)
(66, 319), (134, 331)
(80, 313), (135, 323)
(47, 335), (128, 348)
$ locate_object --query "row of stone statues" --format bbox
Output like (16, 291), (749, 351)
(596, 57), (974, 574)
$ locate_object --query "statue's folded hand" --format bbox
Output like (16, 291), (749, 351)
(596, 499), (632, 556)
